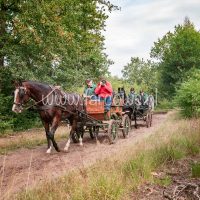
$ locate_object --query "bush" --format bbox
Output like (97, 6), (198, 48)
(0, 94), (42, 135)
(156, 99), (174, 110)
(175, 69), (200, 118)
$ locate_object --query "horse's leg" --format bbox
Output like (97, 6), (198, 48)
(79, 125), (84, 146)
(64, 129), (71, 152)
(95, 128), (100, 145)
(79, 135), (83, 146)
(44, 122), (52, 154)
(48, 116), (61, 152)
(134, 111), (138, 129)
(64, 117), (77, 152)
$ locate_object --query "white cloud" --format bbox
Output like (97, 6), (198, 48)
(103, 0), (200, 77)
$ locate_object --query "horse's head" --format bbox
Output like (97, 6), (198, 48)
(12, 81), (30, 113)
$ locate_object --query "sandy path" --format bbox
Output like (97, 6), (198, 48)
(0, 113), (167, 199)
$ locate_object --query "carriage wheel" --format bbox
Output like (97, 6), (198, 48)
(146, 113), (150, 128)
(89, 126), (99, 139)
(122, 115), (131, 138)
(108, 120), (118, 144)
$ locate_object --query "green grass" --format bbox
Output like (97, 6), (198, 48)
(191, 162), (200, 178)
(16, 112), (200, 200)
(0, 135), (67, 155)
(0, 129), (68, 155)
(153, 175), (172, 187)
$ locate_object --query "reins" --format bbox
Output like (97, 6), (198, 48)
(23, 87), (79, 115)
(24, 87), (58, 111)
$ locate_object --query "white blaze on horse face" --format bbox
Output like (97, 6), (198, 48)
(64, 138), (71, 152)
(12, 88), (19, 113)
(46, 146), (52, 154)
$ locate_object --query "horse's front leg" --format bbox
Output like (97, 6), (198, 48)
(47, 117), (61, 152)
(44, 122), (52, 154)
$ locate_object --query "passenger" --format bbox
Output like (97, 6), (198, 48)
(95, 77), (113, 112)
(119, 87), (127, 103)
(128, 87), (136, 105)
(138, 90), (148, 106)
(83, 79), (97, 99)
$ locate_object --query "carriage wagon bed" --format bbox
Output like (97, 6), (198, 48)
(72, 99), (131, 144)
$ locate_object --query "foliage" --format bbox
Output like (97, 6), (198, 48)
(155, 98), (175, 111)
(151, 17), (200, 99)
(0, 0), (115, 87)
(121, 57), (158, 94)
(175, 69), (200, 118)
(0, 0), (117, 133)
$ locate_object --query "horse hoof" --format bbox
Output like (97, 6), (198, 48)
(46, 147), (52, 154)
(46, 149), (51, 154)
(64, 147), (69, 152)
(56, 149), (61, 152)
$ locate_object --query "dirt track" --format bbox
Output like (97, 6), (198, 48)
(0, 113), (167, 199)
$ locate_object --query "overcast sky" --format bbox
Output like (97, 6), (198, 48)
(103, 0), (200, 77)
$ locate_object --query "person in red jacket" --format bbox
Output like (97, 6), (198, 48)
(95, 77), (113, 111)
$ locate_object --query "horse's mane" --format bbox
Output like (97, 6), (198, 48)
(22, 80), (51, 90)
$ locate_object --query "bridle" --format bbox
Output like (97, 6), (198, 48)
(13, 84), (79, 115)
(13, 86), (28, 107)
(13, 86), (59, 111)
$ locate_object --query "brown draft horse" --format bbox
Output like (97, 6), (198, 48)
(12, 80), (84, 153)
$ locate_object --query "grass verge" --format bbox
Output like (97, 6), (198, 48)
(0, 126), (69, 155)
(16, 111), (200, 200)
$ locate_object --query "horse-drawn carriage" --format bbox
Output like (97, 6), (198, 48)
(12, 80), (154, 153)
(123, 95), (154, 128)
(71, 98), (131, 144)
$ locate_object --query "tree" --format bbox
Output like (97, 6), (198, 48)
(151, 17), (200, 98)
(0, 0), (118, 133)
(175, 69), (200, 118)
(121, 57), (158, 93)
(0, 0), (117, 89)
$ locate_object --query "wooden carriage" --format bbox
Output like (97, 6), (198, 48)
(73, 98), (131, 144)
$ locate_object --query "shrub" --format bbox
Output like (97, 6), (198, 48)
(175, 69), (200, 118)
(0, 94), (42, 135)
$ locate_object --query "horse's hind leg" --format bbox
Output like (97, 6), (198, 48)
(134, 111), (138, 129)
(78, 125), (84, 146)
(64, 117), (79, 152)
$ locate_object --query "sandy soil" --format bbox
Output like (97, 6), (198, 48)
(0, 113), (167, 200)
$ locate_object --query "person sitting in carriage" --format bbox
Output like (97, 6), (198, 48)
(83, 79), (97, 99)
(127, 87), (137, 105)
(94, 77), (113, 112)
(117, 87), (127, 104)
(138, 90), (149, 106)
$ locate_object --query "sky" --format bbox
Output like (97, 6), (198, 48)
(103, 0), (200, 77)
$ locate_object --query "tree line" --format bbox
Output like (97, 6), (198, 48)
(122, 17), (200, 117)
